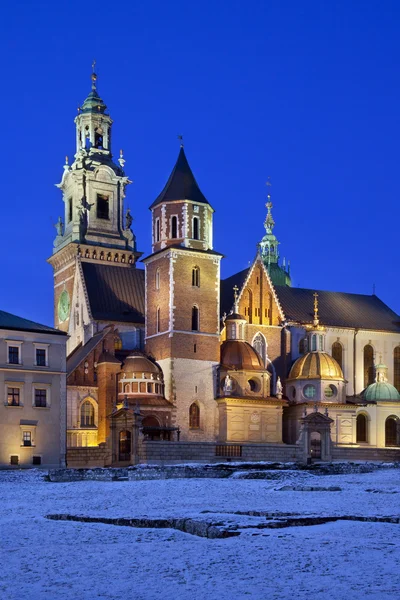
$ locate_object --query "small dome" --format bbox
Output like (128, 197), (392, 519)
(288, 352), (344, 381)
(364, 382), (400, 402)
(221, 340), (264, 371)
(225, 312), (246, 321)
(122, 354), (161, 375)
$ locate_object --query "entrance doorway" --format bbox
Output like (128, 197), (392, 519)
(310, 432), (322, 459)
(119, 430), (131, 461)
(385, 417), (398, 447)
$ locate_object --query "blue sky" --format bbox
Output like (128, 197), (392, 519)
(0, 0), (399, 325)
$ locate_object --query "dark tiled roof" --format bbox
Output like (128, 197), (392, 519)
(220, 268), (250, 316)
(66, 329), (109, 375)
(0, 310), (66, 336)
(150, 147), (210, 209)
(81, 262), (145, 324)
(276, 286), (400, 332)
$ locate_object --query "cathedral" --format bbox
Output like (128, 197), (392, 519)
(48, 70), (400, 466)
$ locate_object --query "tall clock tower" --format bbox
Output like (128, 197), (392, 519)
(143, 146), (223, 440)
(48, 69), (141, 340)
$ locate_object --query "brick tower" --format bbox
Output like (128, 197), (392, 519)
(143, 146), (223, 440)
(48, 68), (141, 351)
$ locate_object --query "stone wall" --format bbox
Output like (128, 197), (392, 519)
(332, 446), (400, 462)
(67, 447), (107, 467)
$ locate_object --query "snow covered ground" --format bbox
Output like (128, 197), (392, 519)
(1, 466), (400, 599)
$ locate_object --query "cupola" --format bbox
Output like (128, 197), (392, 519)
(363, 361), (400, 402)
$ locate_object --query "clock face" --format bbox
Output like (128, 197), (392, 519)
(58, 290), (70, 323)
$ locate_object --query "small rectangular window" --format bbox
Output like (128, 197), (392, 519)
(8, 346), (19, 364)
(193, 217), (199, 240)
(10, 456), (19, 466)
(36, 348), (46, 366)
(23, 431), (32, 447)
(32, 456), (41, 466)
(96, 194), (109, 220)
(34, 389), (47, 408)
(7, 387), (20, 406)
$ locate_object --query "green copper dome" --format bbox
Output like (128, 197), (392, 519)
(364, 382), (400, 402)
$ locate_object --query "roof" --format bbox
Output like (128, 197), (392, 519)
(0, 310), (66, 336)
(81, 262), (145, 324)
(363, 381), (400, 402)
(276, 286), (400, 332)
(220, 340), (264, 371)
(220, 268), (250, 316)
(150, 147), (210, 209)
(287, 352), (344, 381)
(66, 329), (109, 375)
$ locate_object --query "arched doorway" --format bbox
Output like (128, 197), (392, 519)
(356, 414), (368, 443)
(385, 417), (398, 447)
(310, 431), (321, 459)
(142, 416), (162, 440)
(119, 430), (131, 461)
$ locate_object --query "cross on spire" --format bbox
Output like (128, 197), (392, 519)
(313, 292), (319, 326)
(91, 59), (97, 89)
(233, 285), (239, 311)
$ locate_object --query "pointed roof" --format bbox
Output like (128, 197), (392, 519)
(81, 72), (107, 114)
(150, 147), (211, 209)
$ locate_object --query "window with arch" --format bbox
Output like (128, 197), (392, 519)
(80, 401), (95, 427)
(193, 217), (199, 240)
(155, 268), (160, 290)
(123, 383), (131, 394)
(385, 416), (398, 447)
(155, 218), (160, 243)
(253, 333), (266, 366)
(394, 346), (400, 392)
(243, 288), (253, 324)
(192, 266), (200, 287)
(356, 414), (368, 443)
(191, 306), (199, 331)
(156, 307), (161, 333)
(189, 403), (200, 428)
(332, 341), (343, 370)
(311, 335), (317, 352)
(364, 344), (374, 388)
(171, 215), (178, 239)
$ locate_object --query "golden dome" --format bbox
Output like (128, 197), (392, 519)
(288, 352), (344, 381)
(221, 341), (264, 371)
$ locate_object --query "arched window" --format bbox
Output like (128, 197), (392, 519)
(311, 335), (317, 352)
(156, 307), (161, 333)
(332, 341), (343, 370)
(171, 216), (178, 239)
(193, 217), (199, 240)
(385, 417), (398, 447)
(243, 288), (253, 324)
(364, 344), (374, 388)
(155, 269), (160, 290)
(114, 336), (122, 351)
(119, 430), (131, 461)
(123, 383), (131, 394)
(94, 127), (104, 148)
(394, 347), (400, 392)
(80, 401), (95, 427)
(192, 266), (200, 287)
(191, 306), (199, 331)
(189, 403), (200, 428)
(356, 414), (367, 443)
(253, 333), (266, 366)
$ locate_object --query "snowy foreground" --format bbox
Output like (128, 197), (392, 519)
(1, 466), (400, 600)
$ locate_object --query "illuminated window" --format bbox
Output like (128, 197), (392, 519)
(192, 266), (200, 287)
(394, 347), (400, 392)
(23, 431), (32, 447)
(7, 387), (20, 406)
(363, 344), (374, 388)
(303, 384), (316, 399)
(191, 306), (199, 331)
(193, 217), (199, 240)
(356, 414), (367, 443)
(189, 403), (200, 428)
(114, 337), (122, 351)
(171, 216), (178, 238)
(96, 194), (109, 220)
(80, 401), (95, 427)
(332, 342), (343, 370)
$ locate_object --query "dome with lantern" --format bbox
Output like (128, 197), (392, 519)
(362, 362), (400, 402)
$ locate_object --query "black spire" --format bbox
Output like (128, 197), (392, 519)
(150, 147), (210, 209)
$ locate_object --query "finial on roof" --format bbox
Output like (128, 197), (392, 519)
(264, 179), (275, 235)
(313, 292), (319, 327)
(178, 134), (184, 148)
(233, 285), (239, 312)
(91, 59), (97, 90)
(118, 149), (125, 168)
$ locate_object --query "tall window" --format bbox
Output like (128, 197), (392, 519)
(155, 218), (160, 242)
(96, 194), (109, 220)
(119, 430), (131, 461)
(253, 333), (266, 366)
(332, 342), (343, 370)
(394, 347), (400, 392)
(36, 348), (46, 367)
(192, 266), (200, 287)
(80, 401), (95, 427)
(299, 338), (307, 354)
(7, 387), (20, 406)
(364, 344), (374, 388)
(356, 414), (367, 443)
(385, 417), (397, 447)
(68, 197), (73, 222)
(94, 127), (104, 148)
(34, 389), (47, 408)
(8, 346), (19, 364)
(311, 335), (317, 352)
(191, 306), (199, 331)
(155, 269), (160, 290)
(171, 216), (178, 238)
(189, 403), (200, 428)
(156, 307), (161, 333)
(193, 217), (199, 240)
(23, 431), (32, 447)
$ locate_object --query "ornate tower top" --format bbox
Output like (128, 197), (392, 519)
(259, 179), (291, 286)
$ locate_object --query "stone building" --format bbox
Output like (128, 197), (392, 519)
(0, 310), (67, 468)
(49, 71), (400, 465)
